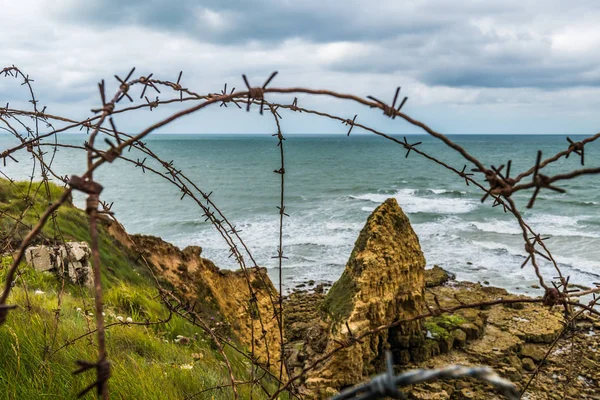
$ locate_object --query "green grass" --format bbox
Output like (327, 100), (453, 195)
(0, 282), (275, 399)
(0, 179), (285, 399)
(1, 179), (154, 287)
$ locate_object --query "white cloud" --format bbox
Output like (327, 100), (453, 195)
(195, 8), (228, 31)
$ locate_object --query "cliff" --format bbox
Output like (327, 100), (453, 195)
(126, 233), (281, 369)
(0, 179), (284, 398)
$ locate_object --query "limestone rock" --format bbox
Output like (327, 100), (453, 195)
(424, 265), (454, 287)
(25, 242), (92, 287)
(467, 325), (522, 363)
(130, 234), (281, 373)
(25, 245), (57, 272)
(520, 343), (546, 363)
(318, 198), (425, 388)
(486, 304), (563, 343)
(410, 389), (450, 399)
(522, 357), (536, 371)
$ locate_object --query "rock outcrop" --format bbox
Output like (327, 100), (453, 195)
(25, 242), (93, 287)
(406, 280), (593, 399)
(312, 198), (426, 389)
(285, 270), (593, 399)
(128, 233), (282, 372)
(424, 265), (454, 287)
(281, 197), (598, 398)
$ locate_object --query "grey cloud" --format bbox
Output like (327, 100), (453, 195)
(421, 63), (600, 89)
(315, 13), (600, 89)
(48, 0), (600, 90)
(52, 0), (449, 43)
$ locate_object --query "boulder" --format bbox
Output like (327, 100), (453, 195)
(520, 343), (546, 363)
(522, 357), (536, 372)
(25, 242), (93, 287)
(424, 265), (454, 287)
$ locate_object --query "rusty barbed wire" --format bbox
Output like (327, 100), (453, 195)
(266, 103), (294, 391)
(0, 66), (90, 368)
(1, 65), (600, 399)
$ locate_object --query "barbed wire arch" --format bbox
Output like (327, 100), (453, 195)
(0, 65), (598, 399)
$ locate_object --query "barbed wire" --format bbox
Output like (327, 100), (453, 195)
(331, 352), (519, 400)
(1, 65), (599, 399)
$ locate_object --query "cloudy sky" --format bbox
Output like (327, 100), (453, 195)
(2, 0), (600, 134)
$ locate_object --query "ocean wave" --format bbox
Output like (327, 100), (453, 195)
(564, 265), (600, 279)
(582, 218), (600, 227)
(351, 189), (477, 214)
(470, 220), (522, 235)
(171, 219), (207, 228)
(469, 240), (600, 282)
(471, 240), (523, 257)
(528, 215), (600, 238)
(470, 215), (600, 238)
(412, 217), (467, 239)
(527, 214), (580, 227)
(556, 198), (600, 207)
(325, 221), (362, 231)
(351, 193), (393, 203)
(426, 189), (467, 196)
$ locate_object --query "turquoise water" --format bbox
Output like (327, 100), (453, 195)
(1, 133), (599, 295)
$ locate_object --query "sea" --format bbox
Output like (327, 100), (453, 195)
(1, 133), (599, 295)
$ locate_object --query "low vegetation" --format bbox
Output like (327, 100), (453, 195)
(0, 179), (283, 399)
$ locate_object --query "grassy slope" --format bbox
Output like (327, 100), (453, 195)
(0, 179), (281, 399)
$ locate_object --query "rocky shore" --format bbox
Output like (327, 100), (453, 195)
(7, 177), (597, 399)
(282, 199), (600, 399)
(105, 195), (599, 399)
(284, 275), (600, 399)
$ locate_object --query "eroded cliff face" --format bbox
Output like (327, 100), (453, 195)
(312, 198), (426, 388)
(105, 221), (282, 373)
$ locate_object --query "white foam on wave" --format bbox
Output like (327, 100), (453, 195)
(527, 214), (600, 238)
(193, 218), (356, 250)
(426, 188), (466, 195)
(413, 216), (467, 237)
(527, 214), (579, 227)
(468, 235), (600, 285)
(471, 220), (522, 235)
(413, 213), (600, 291)
(325, 221), (362, 231)
(351, 189), (477, 214)
(471, 240), (523, 256)
(351, 193), (390, 203)
(470, 214), (600, 238)
(429, 189), (447, 195)
(172, 211), (358, 274)
(552, 254), (600, 277)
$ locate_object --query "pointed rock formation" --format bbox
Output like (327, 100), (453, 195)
(312, 198), (426, 389)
